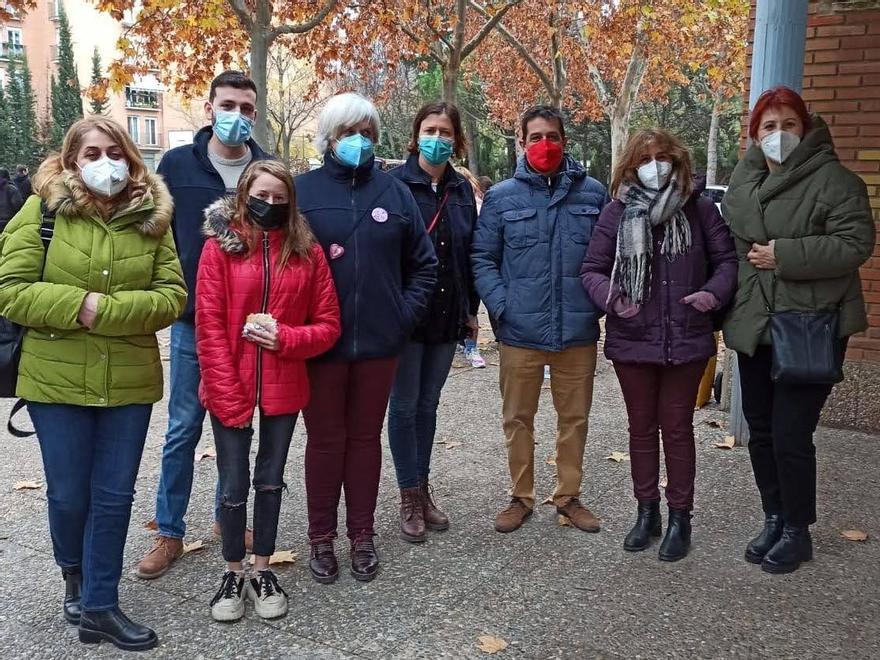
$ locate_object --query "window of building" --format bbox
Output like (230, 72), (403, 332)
(141, 152), (156, 172)
(127, 116), (140, 144)
(125, 87), (160, 110)
(5, 29), (24, 58)
(144, 118), (157, 146)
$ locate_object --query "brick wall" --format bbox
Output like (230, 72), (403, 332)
(804, 1), (880, 362)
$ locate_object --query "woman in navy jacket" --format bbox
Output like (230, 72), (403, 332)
(294, 93), (437, 584)
(387, 102), (479, 543)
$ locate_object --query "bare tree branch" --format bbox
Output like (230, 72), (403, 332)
(227, 0), (253, 30)
(461, 0), (521, 59)
(270, 0), (339, 39)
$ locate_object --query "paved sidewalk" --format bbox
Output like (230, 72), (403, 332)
(0, 345), (878, 659)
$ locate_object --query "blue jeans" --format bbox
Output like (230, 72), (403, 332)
(387, 341), (457, 489)
(28, 401), (152, 611)
(155, 321), (219, 539)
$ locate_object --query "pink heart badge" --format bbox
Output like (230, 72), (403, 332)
(329, 243), (345, 260)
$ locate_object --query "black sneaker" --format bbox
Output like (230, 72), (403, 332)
(248, 569), (289, 619)
(210, 571), (246, 622)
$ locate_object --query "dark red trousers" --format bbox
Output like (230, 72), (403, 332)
(303, 357), (399, 542)
(613, 360), (708, 511)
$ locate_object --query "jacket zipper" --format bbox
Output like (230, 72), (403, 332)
(256, 231), (270, 407)
(545, 179), (561, 350)
(351, 175), (359, 357)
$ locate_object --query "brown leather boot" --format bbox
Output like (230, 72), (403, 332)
(557, 498), (601, 532)
(135, 536), (184, 579)
(399, 487), (426, 543)
(495, 497), (532, 533)
(419, 481), (449, 531)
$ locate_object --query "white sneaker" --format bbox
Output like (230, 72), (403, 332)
(248, 569), (289, 619)
(210, 571), (246, 622)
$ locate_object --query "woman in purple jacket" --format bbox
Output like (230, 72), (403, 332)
(581, 129), (736, 562)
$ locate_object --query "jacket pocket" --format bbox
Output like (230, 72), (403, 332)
(502, 208), (539, 249)
(567, 205), (599, 244)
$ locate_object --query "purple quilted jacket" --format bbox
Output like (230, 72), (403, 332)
(580, 183), (737, 366)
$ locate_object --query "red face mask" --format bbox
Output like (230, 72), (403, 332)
(525, 137), (564, 174)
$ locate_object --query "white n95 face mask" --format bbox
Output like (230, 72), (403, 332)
(760, 130), (800, 164)
(637, 159), (673, 190)
(80, 157), (129, 197)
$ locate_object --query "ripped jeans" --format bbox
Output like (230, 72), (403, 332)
(210, 412), (298, 562)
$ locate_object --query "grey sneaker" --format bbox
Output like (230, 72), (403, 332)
(248, 570), (288, 619)
(210, 571), (246, 622)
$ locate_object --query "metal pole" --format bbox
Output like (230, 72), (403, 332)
(728, 0), (809, 446)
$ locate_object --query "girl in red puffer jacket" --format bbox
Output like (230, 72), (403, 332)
(195, 160), (340, 623)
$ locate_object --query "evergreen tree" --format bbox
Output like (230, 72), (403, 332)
(0, 86), (12, 169)
(50, 4), (84, 149)
(4, 55), (42, 169)
(88, 46), (109, 115)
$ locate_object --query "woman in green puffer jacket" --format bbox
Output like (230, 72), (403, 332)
(0, 117), (186, 651)
(723, 87), (875, 576)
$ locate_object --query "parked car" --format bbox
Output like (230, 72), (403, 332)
(702, 184), (727, 213)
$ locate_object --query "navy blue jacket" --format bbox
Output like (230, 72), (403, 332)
(389, 154), (479, 344)
(296, 154), (438, 362)
(157, 125), (270, 323)
(472, 155), (607, 351)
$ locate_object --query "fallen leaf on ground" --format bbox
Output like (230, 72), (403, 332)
(182, 540), (204, 554)
(269, 550), (298, 565)
(557, 515), (571, 527)
(143, 518), (158, 531)
(541, 496), (554, 506)
(605, 452), (630, 463)
(443, 441), (463, 450)
(545, 456), (556, 466)
(714, 435), (736, 450)
(478, 635), (509, 654)
(13, 480), (42, 491)
(841, 529), (868, 542)
(660, 475), (668, 488)
(195, 446), (216, 462)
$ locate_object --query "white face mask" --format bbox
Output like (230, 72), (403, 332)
(760, 130), (800, 164)
(637, 159), (673, 190)
(80, 157), (129, 197)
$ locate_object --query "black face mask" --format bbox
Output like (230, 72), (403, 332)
(246, 196), (289, 230)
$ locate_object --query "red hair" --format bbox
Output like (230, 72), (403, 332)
(749, 86), (812, 140)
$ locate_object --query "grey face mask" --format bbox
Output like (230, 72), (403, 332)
(760, 130), (800, 164)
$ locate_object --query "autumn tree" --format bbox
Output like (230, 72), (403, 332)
(50, 4), (84, 149)
(94, 0), (340, 148)
(88, 47), (111, 116)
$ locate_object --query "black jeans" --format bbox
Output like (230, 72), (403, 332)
(211, 412), (298, 562)
(737, 345), (837, 526)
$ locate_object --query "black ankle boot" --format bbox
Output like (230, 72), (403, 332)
(79, 607), (158, 651)
(745, 514), (783, 564)
(761, 525), (812, 574)
(658, 508), (692, 562)
(623, 500), (662, 552)
(62, 566), (82, 625)
(309, 541), (339, 584)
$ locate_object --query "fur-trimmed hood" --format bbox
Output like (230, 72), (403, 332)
(37, 162), (173, 238)
(202, 196), (248, 255)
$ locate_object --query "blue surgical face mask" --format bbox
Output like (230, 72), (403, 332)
(212, 109), (254, 147)
(418, 135), (454, 166)
(334, 134), (374, 168)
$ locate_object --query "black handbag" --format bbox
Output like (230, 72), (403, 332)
(0, 203), (55, 437)
(757, 276), (843, 385)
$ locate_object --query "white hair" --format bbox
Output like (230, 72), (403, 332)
(314, 92), (381, 154)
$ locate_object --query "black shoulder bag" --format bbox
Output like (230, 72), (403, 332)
(0, 202), (55, 437)
(756, 275), (843, 385)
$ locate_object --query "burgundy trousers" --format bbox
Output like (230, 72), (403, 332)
(303, 357), (399, 542)
(613, 360), (708, 511)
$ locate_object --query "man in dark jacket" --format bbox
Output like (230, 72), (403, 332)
(138, 70), (271, 579)
(472, 106), (608, 534)
(0, 168), (24, 232)
(13, 165), (32, 200)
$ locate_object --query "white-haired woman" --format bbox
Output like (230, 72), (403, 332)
(294, 92), (437, 583)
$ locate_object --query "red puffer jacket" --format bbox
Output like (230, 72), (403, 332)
(195, 197), (341, 427)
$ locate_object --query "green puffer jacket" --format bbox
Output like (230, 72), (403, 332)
(722, 115), (876, 356)
(0, 166), (186, 406)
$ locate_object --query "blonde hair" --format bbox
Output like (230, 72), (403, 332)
(610, 129), (694, 200)
(232, 160), (315, 270)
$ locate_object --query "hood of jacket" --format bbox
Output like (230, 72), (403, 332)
(37, 162), (172, 238)
(202, 196), (249, 255)
(514, 153), (587, 186)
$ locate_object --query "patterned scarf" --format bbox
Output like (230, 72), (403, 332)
(610, 176), (691, 306)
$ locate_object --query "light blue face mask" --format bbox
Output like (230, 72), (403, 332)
(418, 135), (454, 166)
(212, 110), (254, 147)
(334, 134), (374, 168)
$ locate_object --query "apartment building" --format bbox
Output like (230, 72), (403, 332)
(0, 0), (198, 170)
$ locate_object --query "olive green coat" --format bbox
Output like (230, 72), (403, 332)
(722, 116), (876, 356)
(0, 167), (186, 406)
